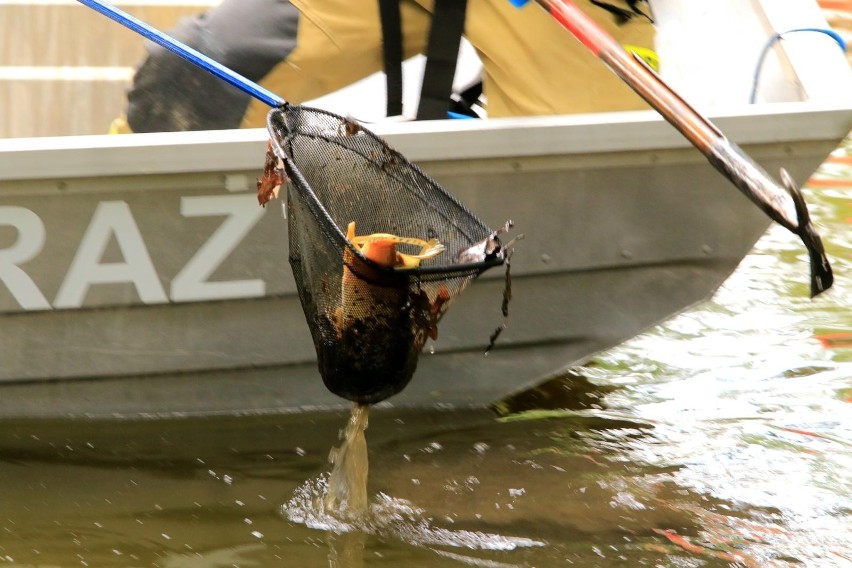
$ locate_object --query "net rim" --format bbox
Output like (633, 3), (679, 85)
(266, 105), (506, 279)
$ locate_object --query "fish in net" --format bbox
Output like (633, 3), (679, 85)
(260, 104), (512, 403)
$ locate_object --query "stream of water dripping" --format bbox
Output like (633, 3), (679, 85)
(325, 403), (371, 519)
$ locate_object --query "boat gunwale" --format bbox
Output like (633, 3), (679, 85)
(0, 102), (850, 183)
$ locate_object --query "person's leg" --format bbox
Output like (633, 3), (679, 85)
(240, 0), (432, 128)
(124, 0), (300, 132)
(463, 0), (656, 117)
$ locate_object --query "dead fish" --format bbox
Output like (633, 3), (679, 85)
(323, 222), (449, 403)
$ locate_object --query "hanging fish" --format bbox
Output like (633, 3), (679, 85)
(322, 222), (449, 403)
(337, 222), (436, 337)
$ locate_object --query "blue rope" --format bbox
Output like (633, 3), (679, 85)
(749, 27), (847, 104)
(77, 0), (285, 108)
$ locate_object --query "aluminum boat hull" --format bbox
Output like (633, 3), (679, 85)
(1, 104), (850, 417)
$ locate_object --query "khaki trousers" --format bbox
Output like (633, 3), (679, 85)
(241, 0), (655, 127)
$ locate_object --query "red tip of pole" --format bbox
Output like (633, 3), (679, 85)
(548, 1), (605, 56)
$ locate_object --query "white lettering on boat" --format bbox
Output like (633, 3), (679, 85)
(54, 201), (168, 308)
(171, 195), (266, 301)
(0, 195), (268, 311)
(0, 206), (51, 310)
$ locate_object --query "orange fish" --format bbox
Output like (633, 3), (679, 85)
(338, 221), (446, 338)
(324, 222), (448, 403)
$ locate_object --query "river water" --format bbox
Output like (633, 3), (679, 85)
(0, 146), (850, 566)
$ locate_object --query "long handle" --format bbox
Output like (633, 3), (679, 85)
(77, 0), (285, 108)
(514, 0), (833, 296)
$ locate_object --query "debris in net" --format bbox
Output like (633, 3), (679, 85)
(257, 141), (286, 206)
(457, 220), (523, 354)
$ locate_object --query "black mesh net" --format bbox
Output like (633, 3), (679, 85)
(266, 105), (506, 404)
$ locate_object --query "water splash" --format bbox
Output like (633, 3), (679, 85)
(299, 403), (544, 559)
(283, 479), (545, 559)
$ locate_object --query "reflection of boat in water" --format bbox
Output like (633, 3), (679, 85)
(0, 0), (851, 417)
